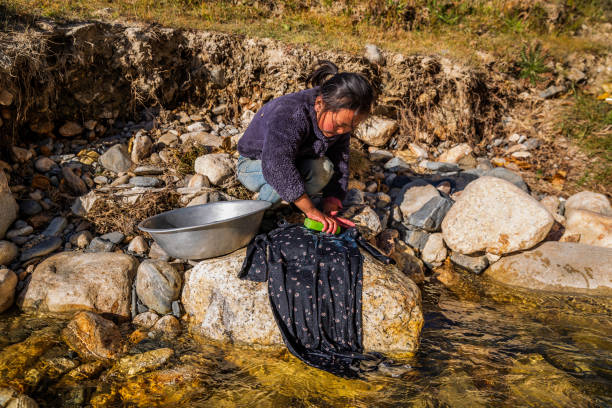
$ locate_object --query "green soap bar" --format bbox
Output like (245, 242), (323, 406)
(304, 217), (341, 234)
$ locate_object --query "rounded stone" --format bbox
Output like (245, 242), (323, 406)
(0, 268), (18, 312)
(135, 260), (182, 314)
(34, 156), (57, 173)
(565, 191), (611, 217)
(0, 240), (18, 265)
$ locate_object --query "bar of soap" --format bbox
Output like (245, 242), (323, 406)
(303, 217), (341, 234)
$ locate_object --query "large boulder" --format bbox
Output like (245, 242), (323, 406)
(0, 170), (18, 239)
(561, 209), (612, 249)
(182, 248), (423, 354)
(485, 242), (612, 296)
(18, 252), (138, 319)
(442, 177), (553, 255)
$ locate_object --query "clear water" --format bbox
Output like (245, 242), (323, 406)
(1, 277), (611, 407)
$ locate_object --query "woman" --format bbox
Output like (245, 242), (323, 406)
(236, 60), (375, 233)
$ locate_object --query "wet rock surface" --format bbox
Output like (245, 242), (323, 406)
(62, 311), (123, 361)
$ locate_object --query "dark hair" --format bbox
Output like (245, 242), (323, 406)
(306, 60), (375, 118)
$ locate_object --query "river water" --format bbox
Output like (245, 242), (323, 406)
(1, 276), (611, 407)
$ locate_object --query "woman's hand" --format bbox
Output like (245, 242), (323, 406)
(305, 208), (341, 234)
(322, 196), (355, 229)
(294, 193), (355, 233)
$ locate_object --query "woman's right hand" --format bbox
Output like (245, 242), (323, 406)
(305, 208), (339, 234)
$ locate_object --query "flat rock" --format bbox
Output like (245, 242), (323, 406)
(62, 311), (122, 361)
(135, 260), (182, 314)
(18, 252), (138, 319)
(42, 216), (68, 237)
(0, 240), (18, 265)
(442, 177), (553, 255)
(561, 209), (612, 249)
(485, 242), (612, 296)
(99, 144), (132, 173)
(182, 248), (423, 354)
(419, 161), (460, 173)
(384, 157), (411, 171)
(368, 148), (394, 162)
(0, 269), (18, 312)
(564, 191), (611, 217)
(20, 236), (62, 261)
(129, 176), (161, 187)
(107, 348), (174, 377)
(354, 116), (398, 147)
(194, 153), (234, 185)
(133, 165), (164, 176)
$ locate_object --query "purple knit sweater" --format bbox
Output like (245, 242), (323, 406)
(237, 87), (350, 203)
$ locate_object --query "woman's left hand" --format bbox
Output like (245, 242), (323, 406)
(322, 197), (355, 228)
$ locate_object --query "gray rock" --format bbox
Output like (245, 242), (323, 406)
(149, 242), (170, 261)
(87, 237), (115, 252)
(369, 148), (394, 162)
(483, 167), (528, 192)
(133, 165), (164, 176)
(407, 196), (453, 232)
(20, 237), (62, 261)
(421, 233), (447, 266)
(0, 269), (18, 312)
(540, 85), (565, 99)
(186, 122), (208, 132)
(129, 176), (161, 187)
(100, 231), (124, 244)
(35, 156), (58, 173)
(404, 228), (430, 251)
(135, 260), (182, 314)
(42, 216), (68, 237)
(485, 242), (612, 296)
(352, 206), (383, 240)
(0, 241), (18, 265)
(523, 138), (541, 150)
(71, 191), (99, 216)
(384, 157), (411, 171)
(19, 200), (42, 216)
(343, 188), (365, 206)
(194, 153), (234, 185)
(18, 252), (138, 318)
(419, 160), (460, 172)
(398, 183), (439, 219)
(99, 144), (132, 173)
(182, 248), (423, 353)
(172, 300), (182, 317)
(450, 252), (489, 274)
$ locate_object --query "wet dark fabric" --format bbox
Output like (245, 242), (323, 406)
(239, 222), (394, 378)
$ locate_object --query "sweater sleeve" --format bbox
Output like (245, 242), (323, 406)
(322, 133), (350, 201)
(261, 109), (307, 202)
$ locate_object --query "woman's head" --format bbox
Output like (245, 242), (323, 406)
(307, 60), (375, 137)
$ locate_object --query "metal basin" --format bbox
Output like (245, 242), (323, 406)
(138, 200), (271, 260)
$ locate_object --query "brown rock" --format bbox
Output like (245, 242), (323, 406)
(62, 311), (123, 361)
(59, 121), (83, 137)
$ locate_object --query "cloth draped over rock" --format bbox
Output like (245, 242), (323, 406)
(239, 222), (394, 378)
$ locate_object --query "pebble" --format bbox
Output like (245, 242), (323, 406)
(87, 237), (115, 252)
(132, 311), (160, 329)
(0, 241), (18, 265)
(149, 242), (170, 261)
(6, 225), (34, 239)
(450, 252), (489, 274)
(418, 160), (460, 172)
(131, 132), (153, 163)
(35, 157), (57, 172)
(343, 189), (365, 206)
(99, 144), (132, 173)
(94, 176), (108, 184)
(130, 176), (161, 187)
(19, 199), (42, 216)
(42, 216), (68, 237)
(150, 315), (181, 339)
(540, 85), (566, 99)
(187, 174), (210, 188)
(128, 236), (148, 254)
(20, 236), (62, 261)
(62, 167), (88, 195)
(384, 157), (411, 171)
(133, 165), (164, 176)
(70, 230), (92, 248)
(100, 231), (125, 244)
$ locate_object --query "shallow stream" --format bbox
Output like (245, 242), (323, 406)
(1, 277), (611, 407)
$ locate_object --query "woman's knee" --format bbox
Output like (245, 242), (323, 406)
(300, 157), (334, 194)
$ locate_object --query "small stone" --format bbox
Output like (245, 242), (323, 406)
(70, 230), (92, 248)
(71, 191), (99, 216)
(171, 300), (182, 317)
(407, 196), (453, 232)
(94, 176), (108, 185)
(384, 157), (411, 171)
(0, 268), (18, 312)
(11, 146), (32, 163)
(108, 348), (174, 377)
(421, 233), (447, 266)
(476, 158), (494, 170)
(7, 225), (33, 240)
(128, 236), (148, 254)
(365, 182), (378, 193)
(540, 85), (566, 99)
(212, 105), (227, 116)
(343, 189), (365, 206)
(419, 160), (460, 172)
(194, 153), (234, 185)
(352, 206), (383, 240)
(132, 311), (160, 329)
(368, 148), (394, 162)
(0, 241), (18, 265)
(100, 231), (124, 244)
(390, 240), (425, 284)
(42, 216), (67, 237)
(186, 194), (210, 207)
(87, 237), (115, 253)
(20, 236), (62, 261)
(135, 260), (182, 314)
(131, 132), (153, 164)
(408, 143), (428, 160)
(438, 143), (472, 164)
(61, 167), (88, 195)
(450, 252), (489, 274)
(34, 157), (57, 173)
(110, 174), (130, 186)
(99, 144), (132, 173)
(186, 122), (208, 133)
(129, 176), (161, 187)
(158, 132), (178, 147)
(180, 131), (222, 147)
(59, 121), (83, 137)
(150, 315), (181, 339)
(511, 151), (531, 159)
(404, 229), (430, 251)
(149, 242), (170, 261)
(62, 311), (122, 361)
(19, 199), (42, 216)
(523, 138), (541, 150)
(187, 174), (210, 188)
(0, 89), (14, 105)
(355, 116), (398, 147)
(133, 165), (164, 176)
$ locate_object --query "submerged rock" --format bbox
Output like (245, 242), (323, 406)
(18, 252), (138, 319)
(106, 348), (174, 377)
(485, 242), (612, 296)
(62, 311), (123, 361)
(182, 248), (423, 354)
(0, 387), (39, 408)
(442, 177), (553, 255)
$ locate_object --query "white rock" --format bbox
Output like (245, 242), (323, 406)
(133, 311), (160, 329)
(565, 191), (611, 217)
(354, 116), (398, 147)
(182, 248), (423, 354)
(18, 252), (138, 318)
(561, 209), (612, 248)
(135, 260), (182, 314)
(485, 242), (612, 296)
(399, 184), (440, 220)
(194, 153), (234, 185)
(408, 143), (428, 159)
(352, 205), (383, 240)
(438, 143), (472, 164)
(127, 236), (148, 254)
(364, 43), (384, 65)
(441, 177), (554, 255)
(0, 269), (18, 313)
(421, 233), (447, 265)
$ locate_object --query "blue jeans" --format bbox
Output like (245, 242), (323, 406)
(236, 155), (334, 204)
